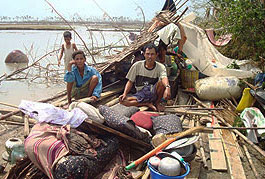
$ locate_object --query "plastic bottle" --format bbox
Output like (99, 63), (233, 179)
(185, 59), (193, 70)
(11, 144), (26, 164)
(171, 56), (178, 76)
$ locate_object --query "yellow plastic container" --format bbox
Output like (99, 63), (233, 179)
(236, 88), (254, 112)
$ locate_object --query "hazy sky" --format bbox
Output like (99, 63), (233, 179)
(0, 0), (181, 20)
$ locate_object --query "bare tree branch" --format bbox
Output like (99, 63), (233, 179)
(91, 0), (130, 45)
(45, 0), (96, 64)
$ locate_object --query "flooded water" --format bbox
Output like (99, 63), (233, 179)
(0, 25), (128, 108)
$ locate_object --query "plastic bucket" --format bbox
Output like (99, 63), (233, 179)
(148, 160), (190, 179)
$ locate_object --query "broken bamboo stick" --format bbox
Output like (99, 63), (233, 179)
(0, 102), (18, 109)
(243, 144), (259, 179)
(0, 120), (33, 126)
(210, 126), (265, 130)
(142, 167), (150, 179)
(4, 115), (36, 124)
(196, 118), (208, 168)
(231, 132), (244, 158)
(164, 108), (210, 116)
(199, 134), (208, 168)
(165, 104), (198, 108)
(23, 114), (30, 138)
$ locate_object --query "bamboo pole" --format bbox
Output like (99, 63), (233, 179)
(231, 132), (244, 158)
(210, 126), (265, 130)
(199, 134), (208, 168)
(0, 102), (18, 109)
(3, 115), (36, 124)
(142, 167), (150, 179)
(242, 145), (260, 179)
(23, 114), (30, 138)
(0, 121), (33, 126)
(164, 108), (210, 116)
(0, 90), (66, 121)
(165, 104), (198, 108)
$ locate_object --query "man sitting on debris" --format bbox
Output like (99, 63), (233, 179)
(119, 43), (171, 111)
(64, 50), (102, 105)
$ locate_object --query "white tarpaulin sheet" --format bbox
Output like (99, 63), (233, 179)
(156, 21), (255, 78)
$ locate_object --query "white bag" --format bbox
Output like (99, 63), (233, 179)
(69, 102), (104, 123)
(240, 107), (265, 143)
(195, 76), (242, 101)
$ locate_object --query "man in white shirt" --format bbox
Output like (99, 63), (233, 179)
(119, 43), (171, 111)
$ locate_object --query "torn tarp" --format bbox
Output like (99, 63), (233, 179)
(156, 21), (256, 78)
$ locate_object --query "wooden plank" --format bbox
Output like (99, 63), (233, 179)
(222, 129), (246, 179)
(57, 87), (123, 106)
(203, 101), (227, 171)
(105, 98), (119, 107)
(51, 95), (68, 106)
(208, 137), (227, 171)
(139, 106), (148, 111)
(207, 122), (227, 171)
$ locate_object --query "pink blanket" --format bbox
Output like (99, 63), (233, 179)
(24, 123), (70, 179)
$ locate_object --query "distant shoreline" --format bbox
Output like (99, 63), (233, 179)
(0, 24), (70, 30)
(0, 22), (144, 31)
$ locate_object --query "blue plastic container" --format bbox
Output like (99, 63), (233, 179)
(148, 160), (190, 179)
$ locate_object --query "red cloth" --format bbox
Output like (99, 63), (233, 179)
(205, 29), (232, 47)
(131, 111), (159, 129)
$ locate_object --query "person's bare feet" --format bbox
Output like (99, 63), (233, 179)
(62, 104), (69, 110)
(90, 96), (98, 102)
(156, 103), (165, 112)
(147, 103), (157, 111)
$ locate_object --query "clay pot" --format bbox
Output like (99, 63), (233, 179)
(5, 50), (28, 63)
(5, 138), (23, 155)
